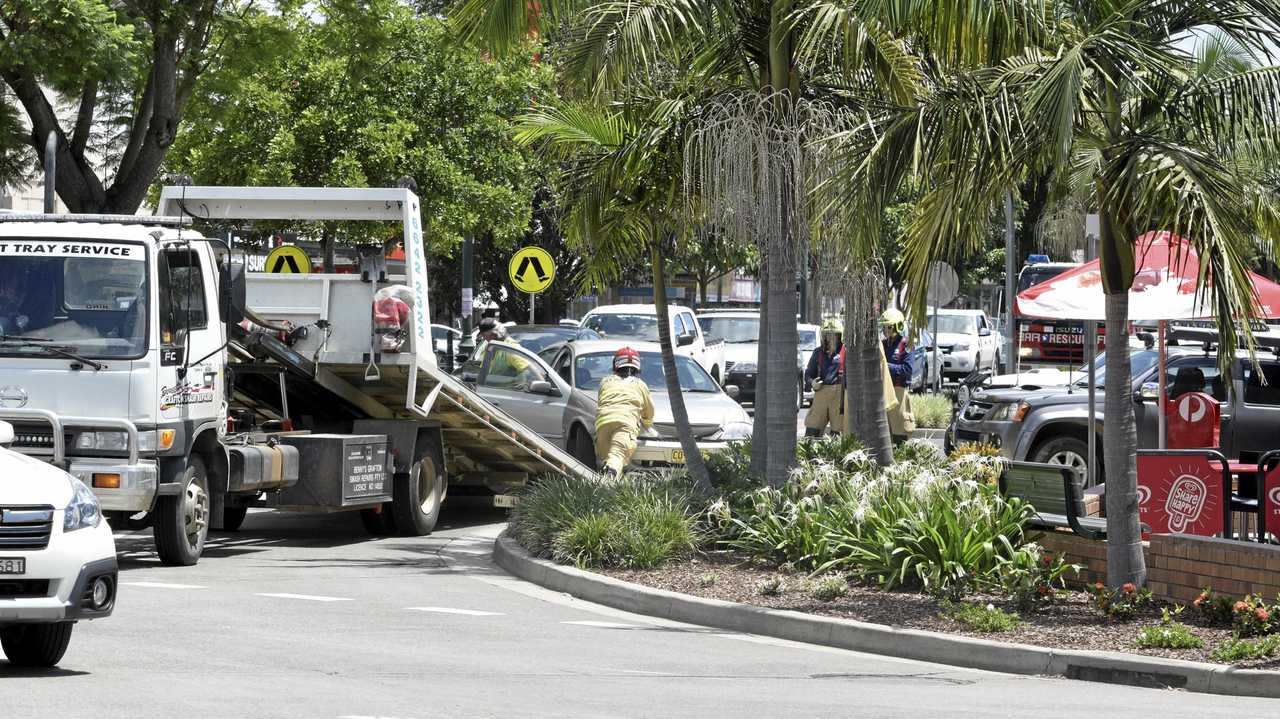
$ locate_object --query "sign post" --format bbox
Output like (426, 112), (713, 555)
(509, 247), (555, 324)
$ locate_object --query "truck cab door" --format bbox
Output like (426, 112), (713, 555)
(156, 245), (224, 432)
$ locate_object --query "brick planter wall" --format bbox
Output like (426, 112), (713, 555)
(1038, 529), (1280, 604)
(1147, 535), (1280, 604)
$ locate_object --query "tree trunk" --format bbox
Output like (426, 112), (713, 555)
(750, 265), (770, 479)
(1103, 290), (1146, 587)
(321, 225), (336, 272)
(845, 288), (892, 465)
(762, 233), (798, 488)
(652, 242), (713, 496)
(699, 278), (708, 306)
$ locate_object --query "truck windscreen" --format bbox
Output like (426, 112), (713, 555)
(0, 241), (148, 359)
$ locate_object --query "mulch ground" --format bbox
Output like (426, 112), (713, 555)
(599, 550), (1280, 669)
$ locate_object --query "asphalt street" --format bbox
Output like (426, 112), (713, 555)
(3, 507), (1278, 718)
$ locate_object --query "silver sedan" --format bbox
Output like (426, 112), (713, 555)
(461, 339), (751, 469)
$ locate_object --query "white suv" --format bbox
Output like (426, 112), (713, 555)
(929, 309), (999, 381)
(0, 421), (117, 668)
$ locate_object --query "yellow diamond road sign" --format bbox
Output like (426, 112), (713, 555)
(509, 246), (555, 294)
(265, 245), (312, 274)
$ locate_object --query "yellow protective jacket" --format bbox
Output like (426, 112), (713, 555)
(595, 375), (655, 432)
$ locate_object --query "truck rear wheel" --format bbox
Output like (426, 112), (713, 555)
(154, 457), (209, 566)
(392, 456), (444, 536)
(0, 622), (74, 667)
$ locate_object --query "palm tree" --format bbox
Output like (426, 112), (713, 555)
(831, 3), (1280, 587)
(515, 101), (716, 495)
(452, 0), (930, 486)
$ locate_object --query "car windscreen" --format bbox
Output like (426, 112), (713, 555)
(798, 329), (818, 351)
(1018, 266), (1073, 292)
(0, 242), (148, 358)
(699, 316), (760, 344)
(1077, 350), (1160, 388)
(929, 314), (977, 335)
(582, 313), (660, 342)
(575, 352), (720, 393)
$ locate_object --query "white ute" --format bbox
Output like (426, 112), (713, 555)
(0, 420), (116, 668)
(581, 304), (727, 383)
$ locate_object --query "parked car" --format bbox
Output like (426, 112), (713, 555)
(0, 421), (117, 667)
(946, 336), (1280, 480)
(699, 310), (760, 402)
(459, 340), (751, 468)
(797, 322), (819, 406)
(582, 304), (727, 383)
(505, 324), (602, 353)
(928, 309), (999, 381)
(909, 328), (943, 393)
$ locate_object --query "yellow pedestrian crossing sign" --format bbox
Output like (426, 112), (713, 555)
(509, 246), (555, 294)
(266, 245), (312, 274)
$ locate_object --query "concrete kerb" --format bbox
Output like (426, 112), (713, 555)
(493, 535), (1280, 699)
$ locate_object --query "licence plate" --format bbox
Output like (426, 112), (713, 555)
(670, 449), (686, 464)
(0, 558), (25, 574)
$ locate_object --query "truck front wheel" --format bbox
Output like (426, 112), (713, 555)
(0, 622), (74, 667)
(154, 457), (209, 566)
(392, 456), (444, 536)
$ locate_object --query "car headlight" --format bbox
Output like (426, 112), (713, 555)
(988, 401), (1030, 422)
(953, 342), (971, 352)
(730, 361), (757, 373)
(64, 476), (102, 532)
(711, 421), (753, 441)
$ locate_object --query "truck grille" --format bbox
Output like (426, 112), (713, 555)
(962, 401), (993, 421)
(0, 579), (50, 599)
(725, 361), (735, 373)
(0, 507), (55, 550)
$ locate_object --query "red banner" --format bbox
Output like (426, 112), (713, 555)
(1137, 454), (1224, 536)
(1266, 465), (1280, 534)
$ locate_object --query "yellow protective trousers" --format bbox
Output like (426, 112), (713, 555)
(596, 420), (640, 474)
(805, 383), (845, 434)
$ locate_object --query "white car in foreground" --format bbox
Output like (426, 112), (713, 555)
(0, 421), (117, 668)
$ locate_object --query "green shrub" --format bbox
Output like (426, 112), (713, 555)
(795, 433), (870, 470)
(1210, 635), (1280, 663)
(698, 572), (718, 588)
(1136, 608), (1204, 649)
(911, 394), (953, 429)
(756, 576), (785, 596)
(811, 575), (848, 601)
(1192, 587), (1235, 626)
(988, 544), (1080, 611)
(511, 473), (701, 569)
(893, 439), (945, 465)
(940, 600), (1020, 633)
(726, 456), (1033, 599)
(705, 440), (753, 487)
(1086, 581), (1156, 620)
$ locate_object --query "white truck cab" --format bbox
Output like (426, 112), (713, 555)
(581, 304), (726, 383)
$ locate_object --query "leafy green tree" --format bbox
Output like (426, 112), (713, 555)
(166, 2), (548, 260)
(835, 5), (1280, 586)
(674, 230), (756, 306)
(0, 0), (269, 213)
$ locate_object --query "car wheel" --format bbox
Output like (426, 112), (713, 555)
(219, 506), (248, 532)
(153, 456), (209, 566)
(392, 456), (445, 536)
(1031, 436), (1092, 484)
(571, 426), (597, 471)
(0, 622), (74, 667)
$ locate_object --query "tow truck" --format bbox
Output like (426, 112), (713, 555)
(0, 185), (592, 565)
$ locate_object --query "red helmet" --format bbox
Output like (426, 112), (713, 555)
(613, 346), (641, 372)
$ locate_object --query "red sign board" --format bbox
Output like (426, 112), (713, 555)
(1265, 465), (1280, 534)
(1137, 454), (1224, 536)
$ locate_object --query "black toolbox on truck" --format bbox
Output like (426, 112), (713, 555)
(276, 434), (392, 508)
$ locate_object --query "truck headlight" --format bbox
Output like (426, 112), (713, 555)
(712, 421), (753, 441)
(64, 476), (102, 532)
(988, 401), (1030, 422)
(730, 361), (757, 373)
(953, 342), (971, 352)
(76, 431), (129, 451)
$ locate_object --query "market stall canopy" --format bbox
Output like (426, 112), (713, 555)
(1015, 232), (1280, 321)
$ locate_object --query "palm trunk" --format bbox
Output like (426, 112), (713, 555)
(1103, 290), (1145, 587)
(844, 288), (891, 465)
(762, 240), (798, 488)
(750, 266), (770, 479)
(652, 241), (713, 496)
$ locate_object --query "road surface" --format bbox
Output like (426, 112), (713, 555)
(4, 508), (1272, 718)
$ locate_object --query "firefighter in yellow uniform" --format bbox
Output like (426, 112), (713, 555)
(804, 319), (846, 436)
(595, 347), (655, 478)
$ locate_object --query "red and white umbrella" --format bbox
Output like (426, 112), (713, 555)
(1016, 232), (1280, 321)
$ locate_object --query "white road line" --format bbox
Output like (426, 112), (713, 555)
(404, 607), (504, 616)
(561, 620), (640, 629)
(255, 593), (353, 602)
(121, 581), (206, 590)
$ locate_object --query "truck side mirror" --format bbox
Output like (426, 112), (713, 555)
(220, 261), (247, 325)
(979, 328), (991, 337)
(677, 332), (695, 347)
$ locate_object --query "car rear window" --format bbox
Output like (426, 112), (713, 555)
(1243, 362), (1280, 405)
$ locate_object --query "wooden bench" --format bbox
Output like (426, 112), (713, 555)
(999, 461), (1114, 540)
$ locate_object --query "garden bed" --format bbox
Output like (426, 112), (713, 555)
(601, 550), (1280, 669)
